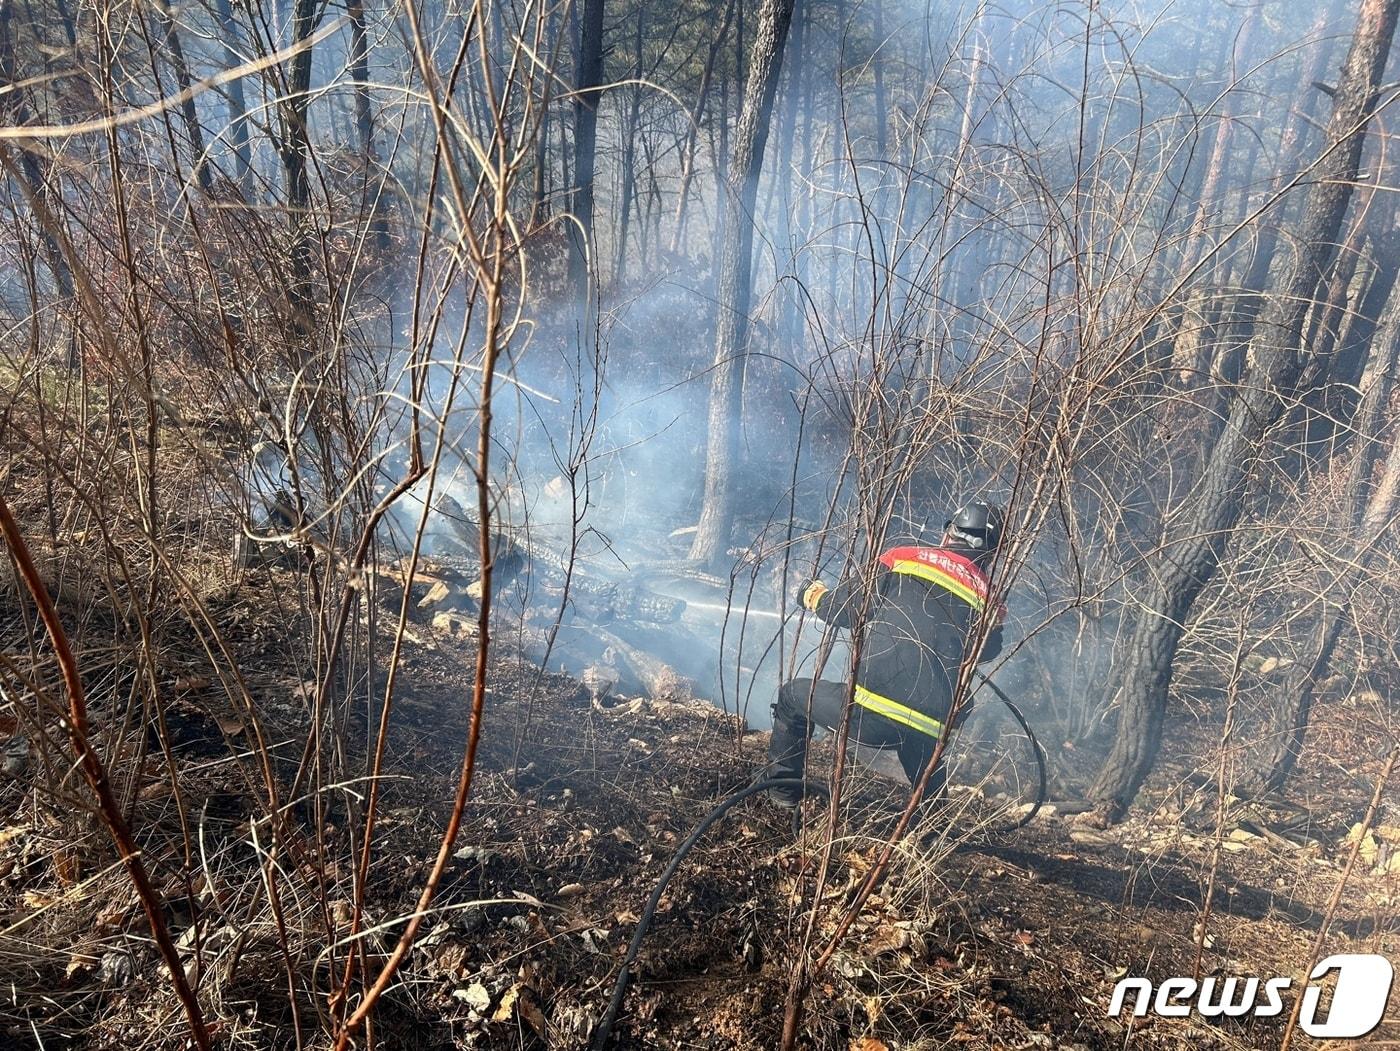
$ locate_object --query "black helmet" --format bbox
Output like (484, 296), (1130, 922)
(945, 500), (1005, 552)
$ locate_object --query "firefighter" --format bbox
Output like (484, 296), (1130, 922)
(766, 500), (1007, 807)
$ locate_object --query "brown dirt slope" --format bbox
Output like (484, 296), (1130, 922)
(0, 584), (1396, 1050)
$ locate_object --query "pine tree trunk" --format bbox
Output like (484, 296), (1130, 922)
(346, 0), (386, 249)
(1168, 5), (1260, 381)
(1179, 5), (1259, 271)
(151, 0), (212, 191)
(614, 9), (645, 286)
(1255, 417), (1400, 792)
(213, 0), (255, 196)
(872, 0), (887, 159)
(531, 6), (562, 226)
(671, 0), (737, 254)
(793, 16), (814, 315)
(568, 0), (606, 302)
(1334, 227), (1400, 397)
(688, 0), (797, 564)
(1252, 256), (1400, 793)
(1089, 0), (1400, 820)
(774, 0), (804, 349)
(0, 0), (74, 302)
(1235, 0), (1344, 321)
(640, 131), (661, 270)
(281, 0), (319, 335)
(937, 0), (985, 315)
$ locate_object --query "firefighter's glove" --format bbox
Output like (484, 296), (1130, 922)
(797, 578), (829, 612)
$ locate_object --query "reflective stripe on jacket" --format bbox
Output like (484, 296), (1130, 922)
(853, 684), (946, 739)
(811, 545), (1002, 739)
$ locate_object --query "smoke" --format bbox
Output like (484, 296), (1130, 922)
(236, 0), (1352, 762)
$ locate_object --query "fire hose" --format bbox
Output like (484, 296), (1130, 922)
(973, 672), (1048, 831)
(590, 677), (1046, 1048)
(589, 777), (830, 1050)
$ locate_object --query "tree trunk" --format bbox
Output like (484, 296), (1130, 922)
(151, 0), (212, 191)
(872, 0), (886, 160)
(671, 0), (737, 254)
(1168, 5), (1260, 380)
(792, 13), (814, 320)
(1179, 5), (1259, 271)
(688, 0), (797, 564)
(825, 0), (849, 317)
(213, 0), (256, 196)
(281, 0), (319, 334)
(346, 0), (386, 249)
(1235, 0), (1344, 319)
(531, 5), (562, 226)
(561, 2), (577, 215)
(1089, 0), (1400, 820)
(707, 63), (730, 297)
(614, 7), (645, 286)
(532, 102), (550, 224)
(1255, 416), (1400, 792)
(568, 0), (606, 302)
(1306, 209), (1400, 455)
(0, 0), (74, 302)
(640, 130), (661, 270)
(1253, 253), (1400, 792)
(345, 0), (374, 157)
(774, 0), (805, 350)
(1336, 229), (1400, 396)
(734, 0), (745, 98)
(937, 0), (985, 315)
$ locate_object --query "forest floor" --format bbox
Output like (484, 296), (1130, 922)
(2, 558), (1398, 1050)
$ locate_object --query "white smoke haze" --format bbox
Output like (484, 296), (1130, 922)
(11, 0), (1400, 1047)
(364, 0), (1285, 739)
(17, 0), (1389, 799)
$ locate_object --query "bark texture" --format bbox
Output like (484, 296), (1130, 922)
(689, 0), (797, 564)
(568, 0), (606, 301)
(213, 0), (255, 195)
(1090, 0), (1400, 818)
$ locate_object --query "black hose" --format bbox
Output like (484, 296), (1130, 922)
(971, 672), (1048, 829)
(591, 684), (1044, 1047)
(589, 777), (830, 1050)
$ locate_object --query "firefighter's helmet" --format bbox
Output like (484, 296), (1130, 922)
(945, 500), (1005, 552)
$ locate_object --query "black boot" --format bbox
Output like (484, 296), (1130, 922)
(766, 689), (811, 807)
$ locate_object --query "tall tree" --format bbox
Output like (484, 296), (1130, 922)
(1168, 4), (1261, 380)
(613, 5), (646, 285)
(281, 0), (320, 333)
(531, 4), (563, 226)
(872, 0), (887, 160)
(1232, 0), (1346, 327)
(151, 0), (212, 191)
(0, 0), (73, 302)
(1253, 241), (1400, 792)
(345, 0), (386, 249)
(1330, 224), (1400, 402)
(1089, 0), (1400, 820)
(1179, 4), (1260, 272)
(1256, 397), (1400, 793)
(689, 0), (798, 564)
(347, 0), (373, 155)
(212, 0), (256, 196)
(568, 0), (606, 302)
(670, 0), (736, 252)
(773, 0), (805, 348)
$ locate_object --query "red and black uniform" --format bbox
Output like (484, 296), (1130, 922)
(768, 543), (1004, 793)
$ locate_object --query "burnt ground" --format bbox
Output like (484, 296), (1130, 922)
(1, 571), (1398, 1051)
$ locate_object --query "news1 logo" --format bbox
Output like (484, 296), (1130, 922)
(1107, 954), (1394, 1038)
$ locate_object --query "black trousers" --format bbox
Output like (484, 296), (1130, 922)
(768, 677), (944, 797)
